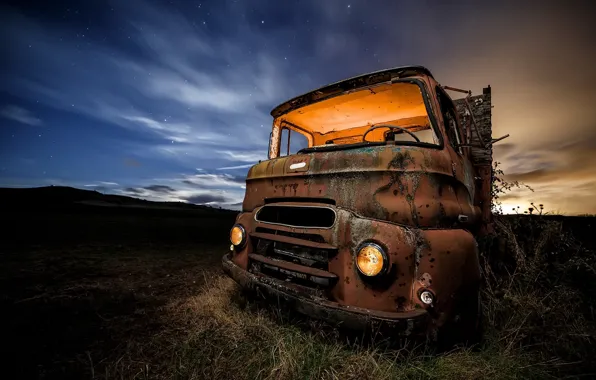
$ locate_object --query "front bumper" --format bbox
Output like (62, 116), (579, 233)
(222, 253), (431, 335)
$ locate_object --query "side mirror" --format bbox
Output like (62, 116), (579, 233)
(267, 131), (272, 160)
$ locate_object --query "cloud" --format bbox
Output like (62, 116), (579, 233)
(0, 105), (42, 126)
(216, 164), (255, 171)
(492, 143), (516, 158)
(120, 116), (193, 143)
(143, 185), (176, 193)
(0, 1), (278, 159)
(84, 181), (119, 187)
(182, 173), (245, 189)
(185, 193), (229, 204)
(105, 170), (247, 209)
(124, 187), (143, 195)
(217, 150), (265, 163)
(498, 193), (525, 202)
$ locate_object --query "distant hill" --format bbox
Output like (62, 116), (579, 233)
(0, 186), (238, 215)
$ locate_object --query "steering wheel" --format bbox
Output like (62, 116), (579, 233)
(362, 124), (421, 143)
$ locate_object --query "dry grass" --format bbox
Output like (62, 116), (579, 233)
(98, 274), (547, 380)
(2, 210), (595, 379)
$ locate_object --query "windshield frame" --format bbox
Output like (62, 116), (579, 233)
(269, 78), (444, 157)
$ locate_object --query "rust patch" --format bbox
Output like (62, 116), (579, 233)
(418, 273), (432, 288)
(396, 296), (408, 312)
(388, 150), (415, 170)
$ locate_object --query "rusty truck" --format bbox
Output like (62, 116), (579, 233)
(222, 65), (506, 344)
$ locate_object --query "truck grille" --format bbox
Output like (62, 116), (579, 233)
(255, 205), (336, 229)
(249, 232), (337, 290)
(268, 241), (328, 270)
(254, 227), (326, 243)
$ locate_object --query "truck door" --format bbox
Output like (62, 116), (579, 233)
(435, 86), (476, 218)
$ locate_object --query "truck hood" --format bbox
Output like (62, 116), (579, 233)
(244, 145), (479, 229)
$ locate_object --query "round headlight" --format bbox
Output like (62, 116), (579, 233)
(355, 242), (388, 277)
(230, 224), (246, 247)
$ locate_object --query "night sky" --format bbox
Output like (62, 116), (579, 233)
(1, 0), (595, 214)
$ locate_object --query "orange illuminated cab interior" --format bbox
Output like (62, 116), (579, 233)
(273, 81), (440, 153)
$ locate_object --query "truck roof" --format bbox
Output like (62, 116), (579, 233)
(270, 65), (435, 118)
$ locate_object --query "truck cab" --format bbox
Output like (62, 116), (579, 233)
(223, 66), (494, 341)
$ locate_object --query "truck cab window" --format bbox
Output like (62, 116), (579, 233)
(280, 127), (309, 156)
(437, 88), (462, 154)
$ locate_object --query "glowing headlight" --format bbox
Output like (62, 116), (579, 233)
(230, 224), (246, 247)
(355, 242), (388, 277)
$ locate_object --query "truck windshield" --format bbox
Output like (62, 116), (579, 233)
(270, 81), (440, 157)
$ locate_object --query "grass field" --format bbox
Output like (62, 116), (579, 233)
(1, 188), (595, 379)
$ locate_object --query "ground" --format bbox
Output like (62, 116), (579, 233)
(1, 187), (595, 379)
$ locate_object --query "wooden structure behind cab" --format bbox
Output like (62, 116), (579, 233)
(453, 85), (495, 235)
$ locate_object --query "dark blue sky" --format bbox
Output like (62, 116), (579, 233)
(2, 0), (595, 213)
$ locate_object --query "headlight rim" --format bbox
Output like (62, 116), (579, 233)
(355, 241), (389, 277)
(230, 223), (247, 248)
